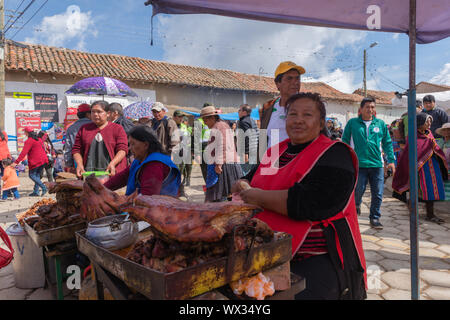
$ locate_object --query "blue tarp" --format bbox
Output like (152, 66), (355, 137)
(179, 108), (259, 121)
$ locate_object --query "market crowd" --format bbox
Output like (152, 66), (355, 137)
(1, 61), (448, 301)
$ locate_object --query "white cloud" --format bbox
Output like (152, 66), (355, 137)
(430, 63), (450, 85)
(156, 15), (366, 92)
(25, 5), (97, 51)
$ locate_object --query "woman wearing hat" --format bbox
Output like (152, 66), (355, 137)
(200, 105), (243, 202)
(392, 114), (448, 224)
(436, 122), (450, 202)
(12, 127), (49, 196)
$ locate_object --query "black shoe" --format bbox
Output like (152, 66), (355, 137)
(356, 206), (361, 215)
(370, 218), (383, 230)
(29, 192), (40, 197)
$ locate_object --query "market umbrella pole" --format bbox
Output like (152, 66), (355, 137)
(407, 0), (419, 301)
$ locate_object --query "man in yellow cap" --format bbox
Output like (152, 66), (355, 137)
(259, 61), (306, 149)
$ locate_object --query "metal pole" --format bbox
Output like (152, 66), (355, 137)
(0, 0), (4, 130)
(407, 0), (419, 300)
(363, 49), (367, 97)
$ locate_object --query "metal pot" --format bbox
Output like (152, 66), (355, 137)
(85, 214), (138, 251)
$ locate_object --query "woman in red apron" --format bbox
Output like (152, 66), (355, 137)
(234, 93), (367, 300)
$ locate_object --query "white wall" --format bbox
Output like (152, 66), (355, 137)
(5, 80), (156, 153)
(325, 101), (407, 128)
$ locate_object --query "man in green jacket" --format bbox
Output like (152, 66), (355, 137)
(342, 97), (396, 229)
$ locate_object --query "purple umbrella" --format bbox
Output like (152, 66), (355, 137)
(123, 101), (154, 119)
(65, 77), (138, 97)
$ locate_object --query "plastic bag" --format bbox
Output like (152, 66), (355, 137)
(230, 272), (275, 300)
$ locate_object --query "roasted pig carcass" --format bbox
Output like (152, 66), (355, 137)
(46, 180), (84, 193)
(79, 174), (128, 221)
(120, 194), (264, 243)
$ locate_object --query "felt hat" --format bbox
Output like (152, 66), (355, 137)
(435, 122), (450, 136)
(200, 106), (219, 118)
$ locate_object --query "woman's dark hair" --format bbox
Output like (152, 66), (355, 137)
(128, 125), (165, 155)
(285, 92), (329, 137)
(91, 100), (109, 110)
(0, 130), (5, 141)
(28, 130), (40, 141)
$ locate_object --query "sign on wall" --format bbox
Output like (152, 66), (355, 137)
(34, 93), (58, 122)
(15, 110), (41, 153)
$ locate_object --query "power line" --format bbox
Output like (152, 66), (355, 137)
(4, 0), (26, 30)
(10, 0), (48, 40)
(4, 0), (36, 35)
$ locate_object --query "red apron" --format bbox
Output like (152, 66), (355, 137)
(251, 134), (366, 286)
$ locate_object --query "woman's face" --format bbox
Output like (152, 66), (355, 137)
(286, 98), (323, 145)
(419, 116), (432, 132)
(129, 136), (149, 161)
(90, 104), (108, 126)
(203, 116), (216, 129)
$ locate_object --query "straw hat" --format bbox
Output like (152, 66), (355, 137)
(435, 122), (450, 136)
(200, 106), (219, 118)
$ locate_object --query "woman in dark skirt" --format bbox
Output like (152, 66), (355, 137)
(200, 106), (242, 202)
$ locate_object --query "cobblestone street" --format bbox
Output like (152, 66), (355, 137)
(1, 166), (449, 300)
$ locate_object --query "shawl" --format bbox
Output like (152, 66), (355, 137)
(392, 130), (448, 193)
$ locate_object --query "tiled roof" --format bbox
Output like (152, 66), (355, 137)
(416, 81), (450, 94)
(6, 40), (360, 103)
(353, 88), (395, 105)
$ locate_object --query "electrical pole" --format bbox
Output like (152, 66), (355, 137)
(363, 49), (367, 97)
(0, 0), (4, 130)
(363, 42), (378, 98)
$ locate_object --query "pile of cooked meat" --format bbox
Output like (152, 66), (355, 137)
(122, 194), (274, 273)
(25, 202), (84, 231)
(16, 198), (57, 227)
(24, 180), (85, 231)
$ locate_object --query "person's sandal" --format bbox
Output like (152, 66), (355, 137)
(425, 216), (445, 224)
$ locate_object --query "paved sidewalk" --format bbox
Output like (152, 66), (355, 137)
(0, 167), (449, 300)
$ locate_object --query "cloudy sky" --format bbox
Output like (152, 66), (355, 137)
(4, 0), (450, 94)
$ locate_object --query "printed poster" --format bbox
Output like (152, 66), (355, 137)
(15, 110), (41, 153)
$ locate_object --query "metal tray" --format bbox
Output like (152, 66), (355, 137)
(24, 217), (87, 247)
(76, 230), (292, 300)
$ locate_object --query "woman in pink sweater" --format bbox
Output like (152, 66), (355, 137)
(200, 106), (242, 202)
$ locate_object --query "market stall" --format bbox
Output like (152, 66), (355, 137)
(16, 175), (304, 300)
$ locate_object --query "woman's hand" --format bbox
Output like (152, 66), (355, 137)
(231, 179), (251, 193)
(239, 188), (264, 206)
(76, 165), (85, 178)
(106, 163), (116, 176)
(215, 164), (223, 175)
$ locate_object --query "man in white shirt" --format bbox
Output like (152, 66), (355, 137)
(259, 61), (306, 149)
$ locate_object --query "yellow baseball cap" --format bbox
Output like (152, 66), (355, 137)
(274, 61), (306, 78)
